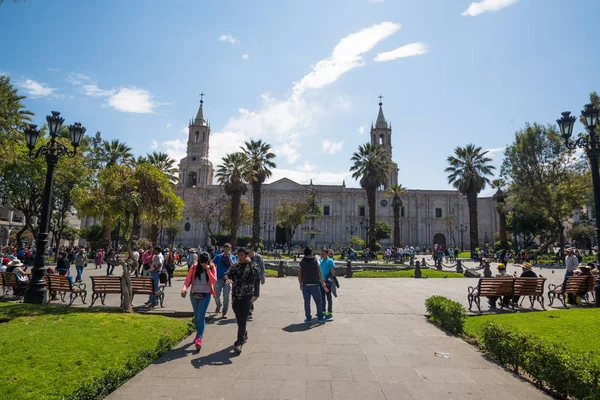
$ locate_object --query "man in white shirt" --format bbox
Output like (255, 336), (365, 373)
(565, 248), (578, 276)
(131, 247), (140, 276)
(146, 246), (164, 306)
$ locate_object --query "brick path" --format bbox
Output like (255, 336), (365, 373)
(106, 274), (551, 400)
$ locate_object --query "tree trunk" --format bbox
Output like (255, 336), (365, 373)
(16, 225), (28, 248)
(498, 209), (508, 249)
(392, 202), (400, 248)
(366, 186), (377, 248)
(131, 211), (141, 242)
(467, 189), (479, 251)
(251, 181), (262, 248)
(150, 224), (159, 246)
(230, 192), (241, 248)
(101, 223), (111, 250)
(558, 221), (565, 255)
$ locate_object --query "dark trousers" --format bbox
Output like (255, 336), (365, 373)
(321, 285), (332, 313)
(232, 296), (252, 345)
(167, 267), (174, 286)
(302, 285), (323, 320)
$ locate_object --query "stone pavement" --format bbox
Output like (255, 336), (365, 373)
(106, 275), (551, 400)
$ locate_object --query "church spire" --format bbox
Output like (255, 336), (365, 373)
(375, 95), (387, 129)
(194, 92), (207, 126)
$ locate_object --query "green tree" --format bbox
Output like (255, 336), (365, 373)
(275, 198), (311, 254)
(61, 226), (80, 247)
(350, 235), (365, 249)
(242, 139), (276, 249)
(0, 75), (33, 164)
(445, 144), (495, 251)
(491, 178), (509, 250)
(221, 200), (253, 232)
(216, 152), (249, 247)
(385, 184), (407, 247)
(568, 225), (596, 251)
(373, 221), (392, 241)
(98, 139), (133, 167)
(501, 123), (589, 252)
(350, 143), (393, 248)
(146, 151), (179, 185)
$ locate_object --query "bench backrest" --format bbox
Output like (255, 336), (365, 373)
(565, 275), (595, 293)
(477, 278), (514, 296)
(91, 276), (121, 292)
(47, 275), (73, 292)
(1, 272), (18, 287)
(513, 277), (546, 296)
(130, 277), (155, 294)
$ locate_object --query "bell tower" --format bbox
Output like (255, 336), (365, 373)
(370, 95), (398, 188)
(178, 93), (214, 188)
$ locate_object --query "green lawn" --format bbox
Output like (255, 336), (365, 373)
(464, 309), (600, 362)
(353, 269), (464, 278)
(0, 303), (191, 400)
(457, 251), (471, 258)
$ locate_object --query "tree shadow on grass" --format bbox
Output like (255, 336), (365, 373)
(191, 346), (239, 368)
(281, 322), (324, 333)
(0, 302), (123, 321)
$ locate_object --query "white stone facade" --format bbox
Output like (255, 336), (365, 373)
(176, 100), (498, 250)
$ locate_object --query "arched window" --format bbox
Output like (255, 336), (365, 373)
(187, 172), (197, 187)
(195, 131), (200, 143)
(184, 223), (191, 232)
(379, 134), (384, 145)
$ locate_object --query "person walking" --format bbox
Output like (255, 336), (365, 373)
(146, 246), (164, 307)
(213, 243), (236, 319)
(56, 250), (71, 279)
(224, 247), (259, 354)
(74, 247), (87, 283)
(131, 247), (140, 276)
(105, 249), (116, 276)
(164, 248), (176, 287)
(141, 247), (153, 277)
(181, 252), (217, 352)
(94, 248), (104, 269)
(319, 247), (335, 319)
(248, 245), (265, 320)
(298, 247), (328, 324)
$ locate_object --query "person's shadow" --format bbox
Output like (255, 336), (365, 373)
(154, 342), (197, 364)
(281, 322), (323, 333)
(191, 346), (239, 368)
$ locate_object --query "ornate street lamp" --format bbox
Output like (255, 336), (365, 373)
(23, 111), (85, 304)
(456, 224), (468, 251)
(557, 104), (600, 306)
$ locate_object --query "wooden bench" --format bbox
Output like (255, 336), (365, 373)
(131, 276), (164, 307)
(89, 276), (122, 307)
(514, 277), (546, 309)
(0, 272), (26, 296)
(47, 275), (87, 306)
(548, 275), (596, 308)
(468, 278), (515, 313)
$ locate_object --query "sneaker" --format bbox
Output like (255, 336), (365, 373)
(222, 313), (227, 319)
(215, 305), (222, 314)
(325, 313), (333, 319)
(318, 317), (326, 322)
(247, 313), (253, 321)
(243, 332), (248, 344)
(234, 343), (243, 354)
(304, 317), (312, 323)
(194, 338), (202, 351)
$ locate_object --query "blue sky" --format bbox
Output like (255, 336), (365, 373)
(2, 0), (599, 196)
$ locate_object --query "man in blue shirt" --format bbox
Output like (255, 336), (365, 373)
(213, 243), (236, 319)
(319, 248), (335, 319)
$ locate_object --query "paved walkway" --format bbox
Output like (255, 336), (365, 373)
(106, 276), (551, 400)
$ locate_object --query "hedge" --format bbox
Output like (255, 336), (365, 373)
(479, 322), (600, 400)
(424, 295), (466, 335)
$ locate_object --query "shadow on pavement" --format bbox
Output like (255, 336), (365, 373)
(191, 346), (239, 368)
(155, 342), (196, 364)
(281, 322), (324, 333)
(215, 318), (237, 325)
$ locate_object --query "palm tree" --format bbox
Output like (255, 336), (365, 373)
(350, 143), (393, 248)
(146, 151), (179, 185)
(385, 184), (408, 247)
(445, 144), (495, 251)
(99, 139), (133, 166)
(216, 152), (249, 247)
(242, 140), (276, 249)
(491, 178), (509, 250)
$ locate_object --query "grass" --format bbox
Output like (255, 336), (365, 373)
(0, 303), (191, 400)
(353, 269), (464, 278)
(457, 251), (471, 258)
(464, 308), (600, 362)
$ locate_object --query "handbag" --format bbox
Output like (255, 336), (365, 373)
(159, 271), (168, 284)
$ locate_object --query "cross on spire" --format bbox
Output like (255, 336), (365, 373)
(200, 92), (205, 104)
(378, 94), (383, 106)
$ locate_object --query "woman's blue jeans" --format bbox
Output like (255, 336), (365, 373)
(190, 293), (211, 339)
(106, 263), (115, 276)
(75, 265), (84, 281)
(148, 271), (160, 304)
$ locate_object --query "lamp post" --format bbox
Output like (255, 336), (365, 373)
(457, 224), (468, 251)
(267, 225), (274, 251)
(346, 223), (359, 243)
(557, 104), (600, 306)
(23, 111), (85, 304)
(359, 219), (370, 248)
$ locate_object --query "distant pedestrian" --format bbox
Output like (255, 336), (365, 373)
(248, 245), (265, 319)
(141, 247), (153, 277)
(319, 247), (335, 319)
(224, 247), (260, 354)
(298, 247), (328, 324)
(74, 247), (87, 283)
(94, 248), (104, 269)
(145, 246), (164, 307)
(181, 252), (217, 352)
(213, 243), (236, 319)
(105, 249), (116, 276)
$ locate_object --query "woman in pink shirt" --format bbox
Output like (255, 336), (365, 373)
(181, 252), (217, 351)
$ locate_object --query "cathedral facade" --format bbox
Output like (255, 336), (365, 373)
(176, 98), (499, 250)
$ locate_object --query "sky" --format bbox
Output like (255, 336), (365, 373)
(1, 0), (599, 196)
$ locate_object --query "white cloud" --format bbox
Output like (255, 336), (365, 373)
(17, 79), (56, 98)
(374, 42), (428, 62)
(67, 73), (93, 85)
(218, 34), (239, 44)
(485, 146), (506, 155)
(242, 54), (249, 61)
(322, 140), (344, 155)
(107, 87), (157, 114)
(298, 160), (316, 172)
(268, 168), (351, 186)
(369, 0), (385, 2)
(166, 123), (172, 129)
(81, 84), (115, 97)
(462, 0), (519, 16)
(358, 125), (366, 134)
(150, 139), (159, 149)
(163, 138), (188, 165)
(292, 21), (401, 97)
